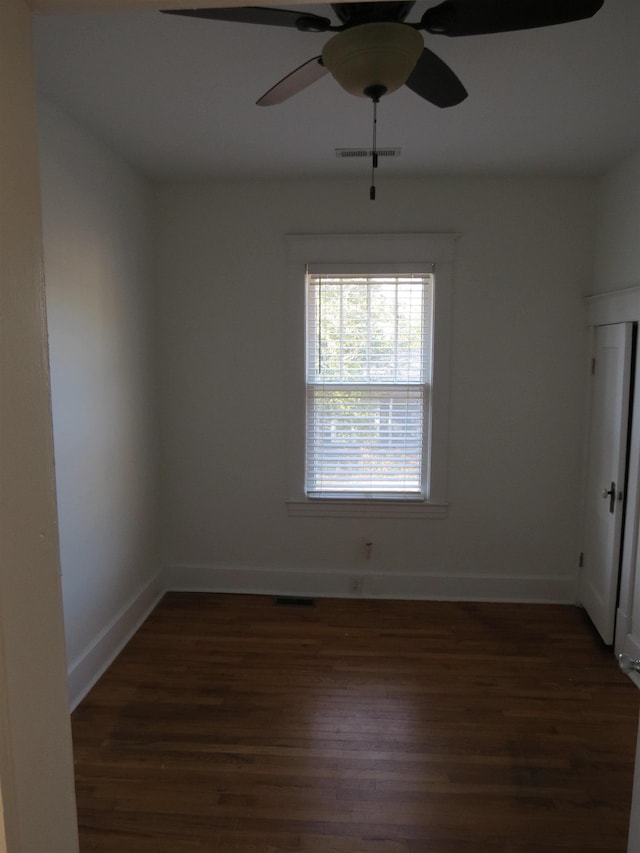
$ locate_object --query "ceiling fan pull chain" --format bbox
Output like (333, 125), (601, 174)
(370, 96), (379, 201)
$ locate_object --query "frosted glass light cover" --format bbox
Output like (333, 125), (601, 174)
(322, 23), (423, 98)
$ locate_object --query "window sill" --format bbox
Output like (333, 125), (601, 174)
(286, 499), (448, 519)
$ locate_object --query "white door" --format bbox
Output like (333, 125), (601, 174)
(580, 322), (634, 644)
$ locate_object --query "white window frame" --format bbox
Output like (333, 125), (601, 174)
(285, 233), (455, 519)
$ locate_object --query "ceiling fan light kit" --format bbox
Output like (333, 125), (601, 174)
(163, 0), (604, 108)
(321, 22), (423, 99)
(163, 0), (605, 198)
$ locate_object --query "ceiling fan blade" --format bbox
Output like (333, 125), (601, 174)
(420, 0), (604, 36)
(162, 6), (334, 32)
(405, 47), (467, 107)
(257, 57), (328, 106)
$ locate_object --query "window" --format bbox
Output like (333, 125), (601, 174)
(286, 234), (454, 519)
(306, 270), (433, 498)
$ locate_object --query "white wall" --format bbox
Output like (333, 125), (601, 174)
(594, 148), (640, 294)
(38, 100), (162, 707)
(156, 176), (596, 601)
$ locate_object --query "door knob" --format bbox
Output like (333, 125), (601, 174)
(602, 481), (616, 514)
(619, 654), (640, 674)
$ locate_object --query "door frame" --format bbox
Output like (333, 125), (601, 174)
(585, 286), (640, 661)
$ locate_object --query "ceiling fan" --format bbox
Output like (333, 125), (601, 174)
(163, 0), (604, 108)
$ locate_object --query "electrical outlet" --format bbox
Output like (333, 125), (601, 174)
(349, 575), (364, 594)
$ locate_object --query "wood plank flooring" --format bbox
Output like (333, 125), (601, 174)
(72, 593), (640, 852)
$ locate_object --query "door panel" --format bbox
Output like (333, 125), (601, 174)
(580, 322), (633, 644)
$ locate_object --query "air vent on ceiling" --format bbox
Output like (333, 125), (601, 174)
(335, 147), (401, 159)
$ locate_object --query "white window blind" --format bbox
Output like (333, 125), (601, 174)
(305, 271), (433, 498)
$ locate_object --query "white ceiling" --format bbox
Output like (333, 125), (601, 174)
(33, 0), (640, 180)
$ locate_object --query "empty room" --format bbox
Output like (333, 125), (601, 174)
(3, 0), (640, 850)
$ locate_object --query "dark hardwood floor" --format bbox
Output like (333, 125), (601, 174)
(72, 593), (640, 852)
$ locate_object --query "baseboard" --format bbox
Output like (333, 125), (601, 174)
(68, 566), (577, 707)
(67, 572), (165, 711)
(163, 563), (577, 604)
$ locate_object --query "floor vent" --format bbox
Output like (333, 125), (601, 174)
(335, 147), (401, 159)
(275, 596), (316, 607)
